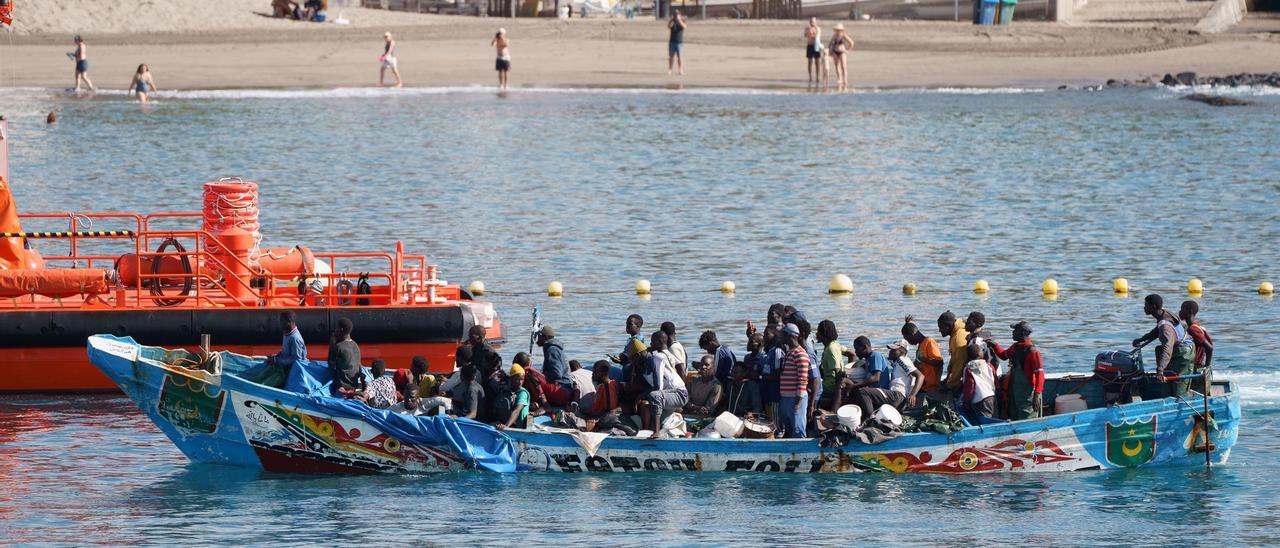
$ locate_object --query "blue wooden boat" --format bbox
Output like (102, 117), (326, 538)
(87, 335), (518, 473)
(89, 334), (1240, 474)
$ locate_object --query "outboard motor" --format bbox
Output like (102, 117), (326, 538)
(1094, 347), (1145, 405)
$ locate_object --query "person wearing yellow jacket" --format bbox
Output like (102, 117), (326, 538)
(937, 310), (969, 393)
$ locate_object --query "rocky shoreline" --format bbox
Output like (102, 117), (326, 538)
(1054, 71), (1277, 106)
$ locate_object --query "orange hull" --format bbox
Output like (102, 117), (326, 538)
(0, 342), (472, 393)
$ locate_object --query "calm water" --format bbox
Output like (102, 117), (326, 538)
(1, 86), (1278, 545)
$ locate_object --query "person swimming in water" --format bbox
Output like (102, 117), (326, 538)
(491, 28), (511, 90)
(129, 64), (157, 104)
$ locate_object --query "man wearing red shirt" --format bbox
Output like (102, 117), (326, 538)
(987, 321), (1044, 420)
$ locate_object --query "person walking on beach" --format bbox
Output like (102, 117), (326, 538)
(491, 28), (511, 89)
(804, 18), (825, 85)
(667, 10), (686, 76)
(69, 35), (95, 92)
(128, 64), (158, 104)
(827, 24), (854, 89)
(379, 32), (402, 88)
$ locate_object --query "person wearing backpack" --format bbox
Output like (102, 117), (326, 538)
(493, 365), (529, 430)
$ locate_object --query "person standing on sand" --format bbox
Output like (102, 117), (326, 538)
(667, 10), (686, 76)
(379, 32), (402, 88)
(491, 28), (511, 89)
(804, 18), (824, 85)
(129, 64), (158, 104)
(70, 35), (95, 92)
(828, 24), (854, 89)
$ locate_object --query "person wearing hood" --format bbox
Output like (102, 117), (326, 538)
(1133, 294), (1195, 397)
(988, 321), (1044, 420)
(537, 325), (577, 407)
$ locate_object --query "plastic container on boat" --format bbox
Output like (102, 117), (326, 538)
(713, 412), (745, 438)
(874, 404), (902, 427)
(1055, 394), (1088, 415)
(836, 405), (862, 429)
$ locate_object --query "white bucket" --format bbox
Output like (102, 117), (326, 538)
(713, 412), (745, 438)
(845, 363), (867, 382)
(635, 429), (654, 438)
(663, 412), (687, 437)
(1054, 394), (1088, 415)
(873, 404), (902, 427)
(836, 405), (862, 429)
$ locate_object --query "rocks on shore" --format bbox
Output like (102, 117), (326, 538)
(1158, 72), (1280, 88)
(1182, 93), (1256, 107)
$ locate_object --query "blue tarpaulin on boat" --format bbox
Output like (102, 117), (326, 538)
(283, 359), (517, 473)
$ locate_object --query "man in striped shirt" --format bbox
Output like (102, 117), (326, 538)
(778, 323), (811, 438)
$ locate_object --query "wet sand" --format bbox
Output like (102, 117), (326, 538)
(3, 5), (1280, 90)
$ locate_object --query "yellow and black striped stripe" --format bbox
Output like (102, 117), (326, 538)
(0, 230), (136, 238)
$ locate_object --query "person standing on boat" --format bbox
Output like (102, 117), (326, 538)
(759, 324), (785, 427)
(328, 318), (364, 397)
(986, 321), (1044, 420)
(254, 311), (307, 389)
(661, 322), (688, 378)
(902, 316), (945, 397)
(1133, 294), (1195, 397)
(698, 330), (738, 387)
(886, 340), (924, 410)
(1180, 300), (1213, 395)
(938, 310), (969, 395)
(643, 331), (688, 438)
(667, 10), (686, 76)
(683, 356), (723, 418)
(961, 341), (998, 423)
(778, 323), (811, 438)
(536, 326), (577, 407)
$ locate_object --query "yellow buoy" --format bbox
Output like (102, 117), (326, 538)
(720, 281), (736, 294)
(1042, 279), (1059, 295)
(974, 279), (990, 294)
(1113, 278), (1129, 293)
(828, 274), (853, 294)
(1261, 281), (1275, 295)
(547, 281), (564, 297)
(467, 280), (486, 296)
(635, 279), (651, 295)
(902, 283), (917, 295)
(1188, 278), (1204, 294)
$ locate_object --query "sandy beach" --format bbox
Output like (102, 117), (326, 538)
(1, 0), (1278, 90)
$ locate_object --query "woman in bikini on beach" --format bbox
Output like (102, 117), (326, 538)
(828, 24), (854, 90)
(129, 64), (157, 103)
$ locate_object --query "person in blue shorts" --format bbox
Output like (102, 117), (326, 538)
(667, 10), (686, 76)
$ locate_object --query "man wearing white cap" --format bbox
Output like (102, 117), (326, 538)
(886, 340), (924, 410)
(491, 28), (512, 89)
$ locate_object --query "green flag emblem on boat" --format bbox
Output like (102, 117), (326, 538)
(157, 373), (226, 435)
(1106, 416), (1156, 467)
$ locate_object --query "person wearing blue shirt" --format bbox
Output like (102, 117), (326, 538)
(253, 311), (307, 388)
(536, 325), (577, 407)
(698, 330), (738, 386)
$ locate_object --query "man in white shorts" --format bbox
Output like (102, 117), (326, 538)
(379, 32), (402, 88)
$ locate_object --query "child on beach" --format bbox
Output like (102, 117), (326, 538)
(491, 28), (511, 90)
(379, 32), (402, 88)
(129, 64), (158, 104)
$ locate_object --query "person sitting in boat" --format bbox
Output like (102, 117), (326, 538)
(513, 352), (551, 414)
(448, 365), (485, 420)
(641, 331), (688, 438)
(439, 345), (473, 397)
(683, 355), (723, 418)
(358, 359), (399, 409)
(885, 340), (924, 410)
(609, 314), (645, 372)
(725, 361), (762, 417)
(986, 321), (1044, 420)
(569, 359), (597, 411)
(662, 322), (689, 378)
(467, 325), (496, 372)
(492, 365), (529, 430)
(393, 355), (432, 396)
(480, 352), (507, 422)
(698, 330), (737, 389)
(835, 336), (893, 423)
(961, 341), (998, 424)
(328, 318), (365, 397)
(1133, 293), (1195, 397)
(390, 382), (451, 416)
(536, 326), (578, 407)
(253, 311), (307, 389)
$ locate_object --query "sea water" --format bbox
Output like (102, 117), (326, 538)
(0, 87), (1277, 544)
